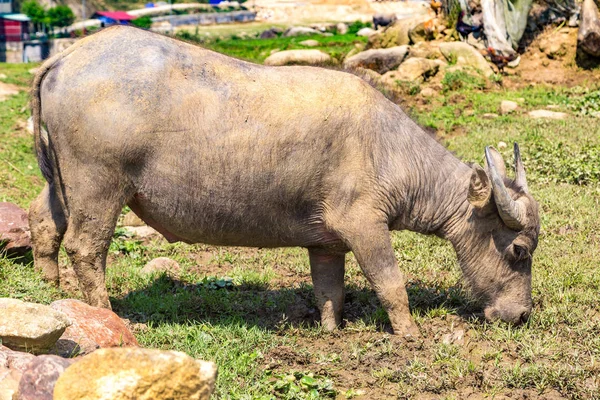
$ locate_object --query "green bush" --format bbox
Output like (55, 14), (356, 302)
(347, 20), (372, 34)
(47, 5), (75, 28)
(442, 70), (486, 92)
(131, 16), (153, 29)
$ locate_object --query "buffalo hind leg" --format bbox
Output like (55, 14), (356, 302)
(29, 183), (67, 286)
(338, 221), (419, 337)
(61, 190), (123, 309)
(309, 249), (345, 331)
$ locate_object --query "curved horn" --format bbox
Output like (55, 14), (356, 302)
(485, 146), (527, 231)
(513, 142), (528, 193)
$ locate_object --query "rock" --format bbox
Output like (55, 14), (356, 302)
(0, 74), (6, 80)
(123, 225), (159, 239)
(299, 39), (319, 47)
(53, 348), (217, 400)
(408, 41), (442, 60)
(15, 355), (74, 400)
(0, 299), (70, 354)
(0, 346), (36, 373)
(28, 68), (38, 75)
(0, 203), (31, 256)
(283, 26), (320, 37)
(264, 50), (331, 66)
(482, 113), (499, 119)
(0, 367), (21, 400)
(343, 46), (409, 74)
(259, 28), (278, 39)
(356, 27), (376, 37)
(121, 211), (144, 227)
(383, 57), (445, 82)
(420, 87), (437, 97)
(49, 299), (138, 357)
(528, 110), (568, 119)
(336, 22), (348, 35)
(539, 38), (567, 59)
(408, 20), (435, 43)
(367, 17), (428, 49)
(439, 42), (494, 77)
(269, 48), (280, 55)
(353, 68), (383, 86)
(442, 329), (464, 345)
(500, 100), (519, 115)
(141, 257), (181, 278)
(498, 141), (508, 149)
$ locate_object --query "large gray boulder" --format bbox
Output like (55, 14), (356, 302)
(54, 348), (217, 400)
(0, 299), (70, 354)
(343, 46), (409, 74)
(439, 42), (494, 77)
(264, 50), (331, 66)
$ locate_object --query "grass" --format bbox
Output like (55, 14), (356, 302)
(1, 39), (600, 398)
(177, 29), (367, 64)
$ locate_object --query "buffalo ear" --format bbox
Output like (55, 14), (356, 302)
(468, 164), (492, 209)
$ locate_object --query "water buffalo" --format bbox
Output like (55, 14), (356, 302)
(373, 13), (397, 30)
(29, 26), (539, 336)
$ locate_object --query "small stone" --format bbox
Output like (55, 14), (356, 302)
(356, 27), (376, 37)
(0, 203), (31, 256)
(299, 39), (319, 47)
(283, 26), (321, 37)
(53, 348), (217, 400)
(336, 22), (348, 35)
(49, 299), (138, 357)
(264, 50), (331, 66)
(500, 100), (518, 115)
(121, 211), (144, 227)
(482, 113), (499, 119)
(442, 329), (465, 345)
(528, 110), (568, 119)
(15, 355), (75, 400)
(123, 225), (159, 239)
(0, 73), (6, 79)
(498, 141), (508, 149)
(439, 42), (494, 77)
(0, 299), (71, 354)
(420, 87), (437, 98)
(343, 46), (409, 74)
(464, 109), (475, 116)
(141, 257), (181, 278)
(28, 68), (38, 75)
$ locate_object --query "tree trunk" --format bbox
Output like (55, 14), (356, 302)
(578, 0), (600, 57)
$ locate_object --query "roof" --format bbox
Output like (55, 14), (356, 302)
(0, 13), (31, 22)
(94, 11), (135, 21)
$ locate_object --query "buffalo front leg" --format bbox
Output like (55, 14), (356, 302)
(341, 222), (419, 337)
(308, 249), (345, 331)
(29, 183), (67, 286)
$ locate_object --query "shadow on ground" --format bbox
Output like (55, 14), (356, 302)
(111, 274), (481, 333)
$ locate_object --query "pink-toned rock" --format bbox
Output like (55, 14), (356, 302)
(50, 300), (138, 357)
(15, 355), (75, 400)
(0, 367), (21, 400)
(0, 203), (31, 256)
(0, 346), (35, 374)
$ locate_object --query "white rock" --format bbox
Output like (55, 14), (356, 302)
(141, 257), (181, 278)
(356, 27), (376, 37)
(528, 110), (568, 119)
(264, 50), (331, 66)
(500, 100), (518, 115)
(299, 39), (319, 47)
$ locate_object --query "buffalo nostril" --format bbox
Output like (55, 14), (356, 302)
(519, 310), (530, 325)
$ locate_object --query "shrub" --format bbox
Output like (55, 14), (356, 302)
(132, 16), (153, 29)
(347, 20), (372, 34)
